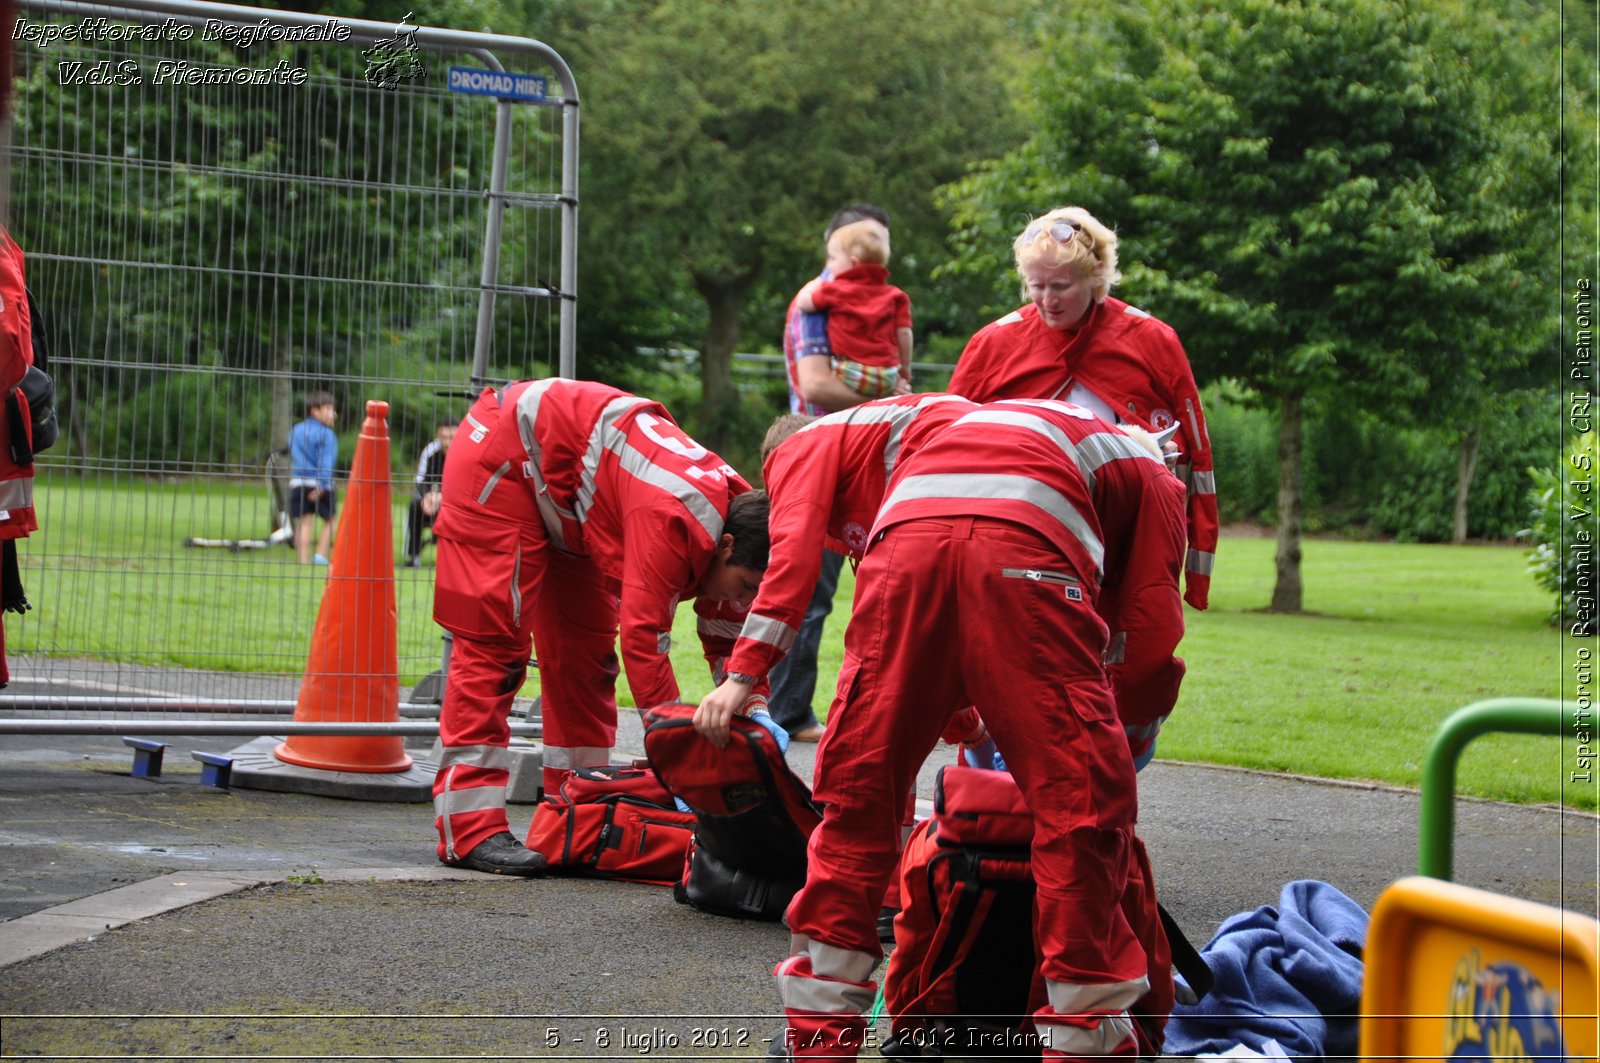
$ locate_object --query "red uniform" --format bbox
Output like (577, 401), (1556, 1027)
(430, 379), (752, 862)
(774, 400), (1184, 1061)
(725, 393), (974, 684)
(950, 298), (1216, 610)
(0, 230), (36, 688)
(807, 262), (911, 370)
(0, 231), (37, 542)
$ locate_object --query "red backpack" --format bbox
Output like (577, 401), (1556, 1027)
(524, 764), (694, 886)
(642, 702), (823, 920)
(881, 765), (1201, 1059)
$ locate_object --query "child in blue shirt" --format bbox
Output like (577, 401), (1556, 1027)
(288, 391), (338, 565)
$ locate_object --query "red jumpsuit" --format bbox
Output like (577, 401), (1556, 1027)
(0, 231), (37, 687)
(950, 298), (1216, 610)
(430, 379), (752, 862)
(724, 393), (974, 684)
(774, 400), (1184, 1061)
(0, 231), (37, 541)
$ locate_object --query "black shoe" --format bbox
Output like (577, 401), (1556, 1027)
(877, 905), (900, 944)
(402, 556), (422, 569)
(766, 1033), (793, 1059)
(444, 831), (548, 877)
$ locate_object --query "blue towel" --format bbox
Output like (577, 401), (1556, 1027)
(1163, 880), (1369, 1059)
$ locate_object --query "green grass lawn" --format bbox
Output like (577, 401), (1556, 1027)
(1162, 536), (1575, 808)
(661, 534), (1584, 810)
(16, 473), (447, 681)
(15, 475), (1586, 810)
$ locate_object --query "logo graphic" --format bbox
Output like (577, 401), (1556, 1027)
(363, 13), (427, 89)
(1445, 950), (1569, 1062)
(1149, 408), (1176, 431)
(842, 521), (868, 555)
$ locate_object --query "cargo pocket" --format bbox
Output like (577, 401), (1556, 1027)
(1061, 674), (1118, 725)
(433, 512), (531, 644)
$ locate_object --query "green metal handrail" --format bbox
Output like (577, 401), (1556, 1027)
(1418, 697), (1581, 880)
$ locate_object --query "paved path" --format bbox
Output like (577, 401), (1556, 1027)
(1, 710), (1595, 1059)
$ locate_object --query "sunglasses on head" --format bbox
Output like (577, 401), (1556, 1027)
(1023, 218), (1083, 245)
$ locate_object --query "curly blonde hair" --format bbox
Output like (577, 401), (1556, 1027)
(1013, 206), (1120, 303)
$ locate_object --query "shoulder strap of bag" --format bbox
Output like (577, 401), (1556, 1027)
(896, 855), (1002, 1023)
(1158, 902), (1214, 1003)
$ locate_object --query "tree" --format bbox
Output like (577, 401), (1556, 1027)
(941, 0), (1559, 608)
(547, 0), (1024, 450)
(12, 0), (519, 467)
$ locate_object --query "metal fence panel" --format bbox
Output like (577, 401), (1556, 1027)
(3, 0), (577, 729)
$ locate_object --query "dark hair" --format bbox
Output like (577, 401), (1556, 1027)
(305, 390), (335, 414)
(723, 489), (771, 571)
(826, 203), (890, 239)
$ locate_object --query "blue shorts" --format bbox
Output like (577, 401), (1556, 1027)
(288, 485), (335, 521)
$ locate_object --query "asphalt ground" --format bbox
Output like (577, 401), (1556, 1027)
(1, 697), (1596, 1060)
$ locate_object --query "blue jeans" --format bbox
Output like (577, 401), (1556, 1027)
(767, 548), (844, 734)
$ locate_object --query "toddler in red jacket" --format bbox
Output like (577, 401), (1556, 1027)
(795, 219), (912, 399)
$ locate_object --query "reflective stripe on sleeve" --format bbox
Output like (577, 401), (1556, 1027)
(1191, 469), (1216, 495)
(740, 613), (797, 653)
(0, 478), (34, 510)
(880, 472), (1104, 571)
(436, 745), (511, 772)
(1186, 397), (1208, 449)
(1187, 548), (1216, 576)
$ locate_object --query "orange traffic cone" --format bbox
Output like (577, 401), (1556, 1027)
(276, 399), (412, 773)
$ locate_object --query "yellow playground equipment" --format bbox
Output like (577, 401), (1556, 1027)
(1360, 698), (1598, 1062)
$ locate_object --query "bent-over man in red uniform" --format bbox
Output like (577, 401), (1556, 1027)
(694, 392), (974, 733)
(432, 378), (770, 875)
(743, 399), (1185, 1060)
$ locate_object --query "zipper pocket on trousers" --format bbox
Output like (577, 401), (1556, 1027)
(1001, 567), (1080, 586)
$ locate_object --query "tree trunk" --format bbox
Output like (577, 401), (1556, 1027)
(1452, 424), (1482, 545)
(692, 270), (756, 453)
(1269, 391), (1306, 613)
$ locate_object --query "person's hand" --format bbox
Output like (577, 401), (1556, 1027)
(308, 487), (323, 502)
(421, 490), (442, 517)
(693, 676), (755, 749)
(893, 374), (913, 395)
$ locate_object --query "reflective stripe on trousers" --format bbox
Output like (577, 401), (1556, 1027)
(1034, 975), (1147, 1057)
